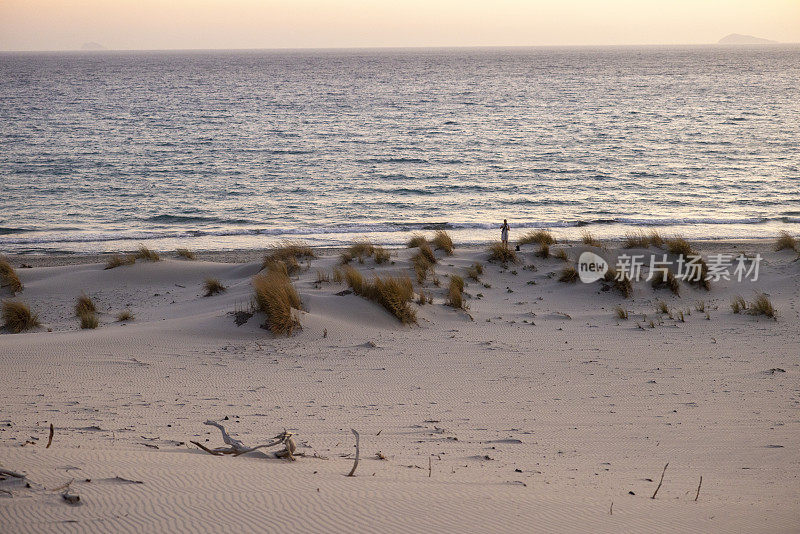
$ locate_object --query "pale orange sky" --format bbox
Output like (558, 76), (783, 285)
(1, 0), (798, 51)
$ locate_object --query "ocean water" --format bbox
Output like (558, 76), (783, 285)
(1, 46), (799, 254)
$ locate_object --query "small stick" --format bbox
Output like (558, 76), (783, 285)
(428, 456), (432, 478)
(609, 501), (613, 515)
(346, 429), (360, 477)
(190, 441), (223, 456)
(651, 462), (669, 499)
(694, 475), (702, 501)
(0, 468), (25, 479)
(46, 423), (54, 449)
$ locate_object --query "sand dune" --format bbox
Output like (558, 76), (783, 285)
(1, 241), (798, 532)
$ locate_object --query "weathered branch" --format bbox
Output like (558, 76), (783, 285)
(651, 463), (669, 499)
(694, 475), (702, 501)
(346, 429), (360, 477)
(46, 424), (54, 449)
(0, 468), (25, 479)
(194, 421), (296, 460)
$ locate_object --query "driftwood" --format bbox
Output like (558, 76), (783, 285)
(0, 468), (25, 479)
(651, 463), (669, 499)
(695, 476), (702, 501)
(192, 420), (296, 460)
(346, 429), (360, 477)
(46, 424), (54, 449)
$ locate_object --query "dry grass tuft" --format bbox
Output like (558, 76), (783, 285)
(346, 270), (417, 324)
(615, 306), (629, 320)
(263, 241), (314, 274)
(340, 241), (375, 264)
(0, 258), (23, 293)
(554, 248), (569, 262)
(748, 293), (776, 318)
(204, 278), (226, 296)
(623, 230), (651, 249)
(416, 290), (429, 305)
(580, 230), (603, 248)
(651, 270), (680, 296)
(730, 295), (746, 314)
(607, 271), (633, 298)
(466, 262), (484, 281)
(558, 266), (579, 283)
(2, 300), (39, 333)
(116, 310), (134, 322)
(535, 244), (550, 259)
(79, 311), (99, 329)
(176, 248), (196, 260)
(373, 246), (391, 264)
(488, 242), (518, 263)
(105, 254), (136, 270)
(332, 267), (344, 284)
(665, 236), (695, 257)
(407, 234), (428, 248)
(518, 229), (556, 247)
(411, 251), (435, 283)
(649, 230), (665, 248)
(252, 270), (302, 335)
(315, 269), (330, 285)
(657, 301), (669, 314)
(775, 231), (797, 252)
(695, 300), (706, 312)
(136, 245), (160, 262)
(432, 230), (454, 255)
(446, 275), (466, 309)
(75, 294), (96, 316)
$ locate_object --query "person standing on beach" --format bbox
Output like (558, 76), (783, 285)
(501, 219), (510, 246)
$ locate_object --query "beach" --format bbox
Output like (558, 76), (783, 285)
(1, 238), (798, 532)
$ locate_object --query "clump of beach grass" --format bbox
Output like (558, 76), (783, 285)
(651, 270), (680, 295)
(446, 275), (466, 309)
(432, 230), (454, 255)
(603, 269), (633, 298)
(263, 241), (315, 275)
(775, 231), (797, 252)
(558, 266), (579, 283)
(345, 268), (417, 324)
(614, 306), (629, 320)
(623, 230), (651, 249)
(176, 248), (196, 260)
(466, 262), (484, 281)
(648, 230), (664, 248)
(407, 234), (428, 248)
(730, 295), (747, 314)
(656, 300), (669, 314)
(136, 245), (160, 262)
(332, 266), (344, 284)
(518, 229), (556, 247)
(116, 310), (134, 322)
(252, 270), (302, 335)
(580, 230), (603, 248)
(75, 294), (96, 317)
(535, 244), (550, 258)
(315, 269), (330, 285)
(0, 258), (23, 293)
(411, 244), (437, 283)
(747, 293), (776, 318)
(554, 248), (569, 262)
(488, 242), (518, 264)
(204, 278), (226, 296)
(104, 254), (136, 270)
(79, 310), (99, 329)
(666, 236), (695, 257)
(695, 300), (706, 312)
(2, 300), (39, 333)
(373, 246), (391, 264)
(340, 241), (375, 264)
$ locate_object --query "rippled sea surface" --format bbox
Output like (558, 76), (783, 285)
(1, 46), (799, 253)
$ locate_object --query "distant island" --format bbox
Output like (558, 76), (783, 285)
(80, 41), (107, 50)
(718, 33), (777, 44)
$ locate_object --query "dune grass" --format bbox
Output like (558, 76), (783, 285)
(535, 243), (550, 258)
(730, 295), (747, 314)
(603, 269), (633, 298)
(431, 230), (455, 255)
(657, 300), (669, 314)
(315, 269), (331, 285)
(648, 230), (665, 248)
(488, 242), (518, 264)
(332, 267), (344, 284)
(518, 229), (556, 247)
(446, 275), (466, 309)
(340, 241), (375, 264)
(651, 270), (680, 296)
(0, 258), (23, 293)
(411, 249), (435, 283)
(116, 310), (134, 322)
(252, 270), (302, 335)
(79, 311), (99, 329)
(344, 267), (416, 324)
(623, 230), (651, 249)
(558, 266), (579, 283)
(203, 278), (226, 296)
(466, 262), (484, 281)
(775, 231), (797, 252)
(74, 294), (96, 317)
(580, 230), (603, 248)
(373, 246), (391, 264)
(176, 248), (196, 260)
(665, 236), (695, 257)
(263, 241), (315, 274)
(136, 245), (160, 262)
(748, 293), (776, 318)
(407, 234), (428, 248)
(614, 306), (629, 320)
(554, 248), (569, 262)
(104, 254), (136, 270)
(2, 300), (39, 333)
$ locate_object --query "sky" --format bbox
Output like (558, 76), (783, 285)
(0, 0), (798, 51)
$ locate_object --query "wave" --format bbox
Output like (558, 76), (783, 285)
(2, 216), (797, 247)
(0, 226), (33, 235)
(144, 214), (257, 225)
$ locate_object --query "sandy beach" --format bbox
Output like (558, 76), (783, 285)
(1, 238), (798, 533)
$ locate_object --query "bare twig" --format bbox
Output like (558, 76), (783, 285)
(609, 501), (613, 515)
(695, 475), (702, 501)
(428, 456), (432, 478)
(190, 441), (224, 456)
(346, 429), (360, 477)
(651, 462), (669, 499)
(0, 468), (25, 479)
(46, 423), (54, 449)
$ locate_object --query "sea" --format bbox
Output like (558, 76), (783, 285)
(1, 46), (798, 254)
